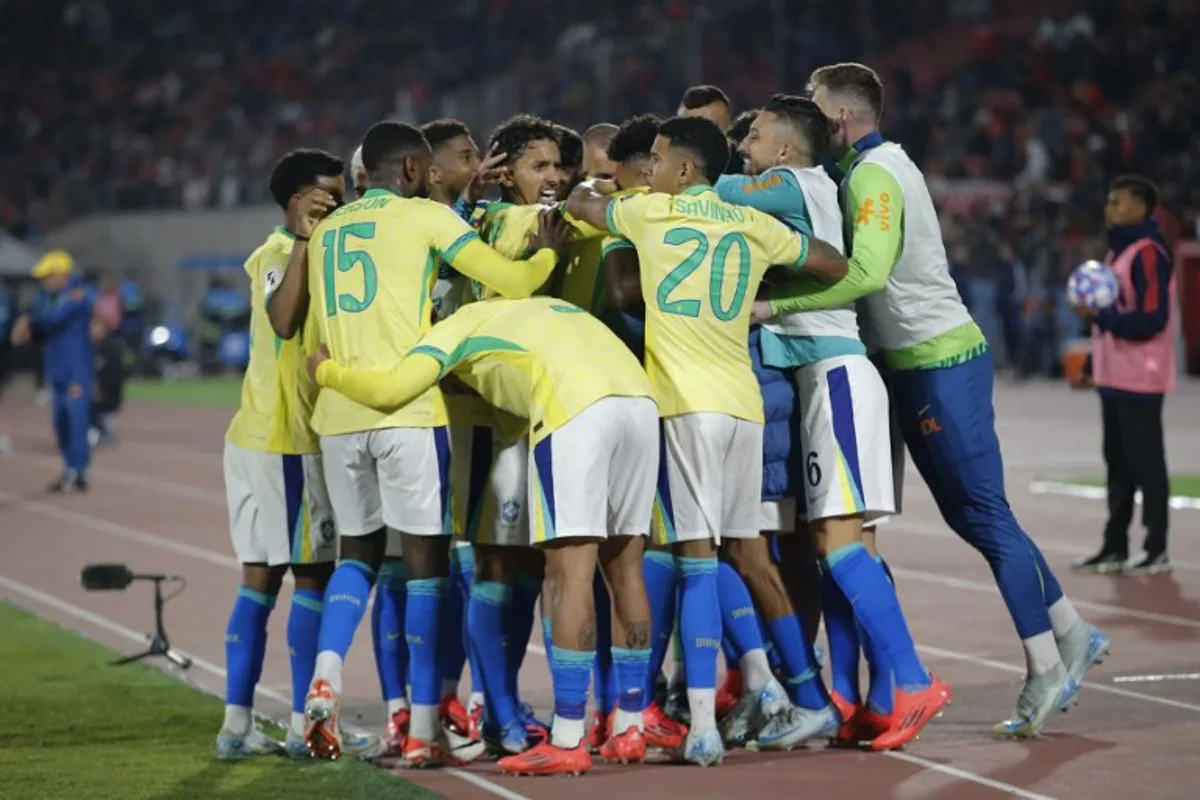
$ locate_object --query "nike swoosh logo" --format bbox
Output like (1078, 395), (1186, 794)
(386, 632), (401, 641)
(918, 405), (930, 415)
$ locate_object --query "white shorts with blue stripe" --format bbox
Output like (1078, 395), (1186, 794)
(223, 442), (337, 566)
(794, 354), (895, 524)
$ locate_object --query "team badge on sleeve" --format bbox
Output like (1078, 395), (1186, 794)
(263, 267), (283, 295)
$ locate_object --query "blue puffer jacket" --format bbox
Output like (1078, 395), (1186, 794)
(750, 327), (797, 502)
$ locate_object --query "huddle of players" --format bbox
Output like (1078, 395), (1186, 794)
(217, 64), (1108, 777)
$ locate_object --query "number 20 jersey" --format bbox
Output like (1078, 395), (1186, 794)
(605, 185), (809, 423)
(307, 188), (480, 435)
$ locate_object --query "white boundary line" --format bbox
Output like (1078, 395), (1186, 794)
(1030, 480), (1200, 511)
(1, 575), (1058, 800)
(1113, 672), (1200, 685)
(5, 487), (1195, 632)
(0, 575), (531, 800)
(6, 485), (1199, 799)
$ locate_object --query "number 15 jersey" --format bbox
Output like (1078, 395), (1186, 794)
(308, 187), (557, 436)
(605, 184), (811, 423)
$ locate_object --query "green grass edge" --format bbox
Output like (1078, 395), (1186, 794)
(0, 600), (437, 800)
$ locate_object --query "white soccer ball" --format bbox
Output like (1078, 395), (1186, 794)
(1066, 260), (1120, 311)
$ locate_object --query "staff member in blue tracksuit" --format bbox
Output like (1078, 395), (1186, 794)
(10, 250), (94, 492)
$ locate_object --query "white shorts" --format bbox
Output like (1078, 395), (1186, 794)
(758, 497), (796, 533)
(794, 355), (895, 524)
(528, 396), (658, 544)
(653, 412), (763, 545)
(320, 427), (454, 539)
(454, 426), (529, 548)
(223, 443), (337, 566)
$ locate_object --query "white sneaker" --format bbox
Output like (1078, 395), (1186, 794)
(679, 726), (724, 767)
(215, 725), (284, 760)
(719, 677), (790, 747)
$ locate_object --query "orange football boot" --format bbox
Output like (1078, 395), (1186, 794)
(715, 668), (743, 720)
(587, 710), (609, 753)
(439, 696), (479, 740)
(642, 701), (687, 750)
(599, 725), (647, 764)
(304, 679), (342, 760)
(386, 707), (411, 755)
(498, 740), (593, 776)
(403, 733), (469, 769)
(870, 676), (951, 751)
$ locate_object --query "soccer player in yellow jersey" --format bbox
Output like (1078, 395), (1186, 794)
(567, 116), (848, 766)
(308, 295), (658, 776)
(217, 148), (383, 762)
(300, 121), (570, 766)
(417, 117), (493, 750)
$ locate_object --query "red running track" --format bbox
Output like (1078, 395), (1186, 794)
(2, 380), (1198, 799)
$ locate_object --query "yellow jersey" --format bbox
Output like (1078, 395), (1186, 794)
(605, 184), (810, 422)
(225, 228), (321, 453)
(316, 296), (653, 446)
(472, 202), (605, 302)
(307, 188), (559, 436)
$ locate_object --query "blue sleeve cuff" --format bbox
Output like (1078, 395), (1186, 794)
(440, 230), (480, 264)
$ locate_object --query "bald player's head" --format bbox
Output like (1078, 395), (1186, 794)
(350, 145), (367, 197)
(583, 123), (620, 180)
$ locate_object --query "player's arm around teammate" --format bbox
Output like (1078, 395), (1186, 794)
(312, 297), (660, 775)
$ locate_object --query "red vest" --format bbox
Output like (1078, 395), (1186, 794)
(1092, 237), (1177, 394)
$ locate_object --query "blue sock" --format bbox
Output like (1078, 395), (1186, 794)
(762, 618), (783, 674)
(593, 572), (616, 715)
(861, 619), (893, 714)
(716, 560), (764, 659)
(765, 614), (829, 710)
(550, 646), (594, 743)
(372, 563), (408, 704)
(440, 559), (469, 696)
(865, 556), (894, 713)
(225, 587), (275, 709)
(613, 646), (651, 714)
(318, 559), (375, 659)
(826, 544), (929, 699)
(721, 632), (740, 672)
(287, 589), (323, 714)
(677, 557), (721, 692)
(507, 572), (540, 683)
(407, 577), (449, 708)
(643, 551), (677, 697)
(876, 554), (895, 586)
(821, 569), (862, 705)
(468, 581), (519, 729)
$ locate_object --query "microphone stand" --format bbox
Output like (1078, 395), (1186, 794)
(111, 576), (193, 669)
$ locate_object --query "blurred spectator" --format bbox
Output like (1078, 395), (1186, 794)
(89, 315), (129, 447)
(93, 276), (123, 332)
(2, 1), (1198, 384)
(117, 269), (145, 353)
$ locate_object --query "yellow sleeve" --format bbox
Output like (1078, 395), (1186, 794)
(604, 192), (655, 245)
(425, 202), (558, 299)
(315, 353), (442, 414)
(756, 212), (810, 270)
(561, 208), (607, 239)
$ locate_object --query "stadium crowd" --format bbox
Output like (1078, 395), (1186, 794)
(3, 0), (1196, 374)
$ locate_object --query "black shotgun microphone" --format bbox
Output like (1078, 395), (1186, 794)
(81, 564), (179, 590)
(81, 563), (134, 591)
(78, 563), (192, 670)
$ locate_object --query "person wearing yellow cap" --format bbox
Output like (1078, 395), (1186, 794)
(10, 250), (95, 491)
